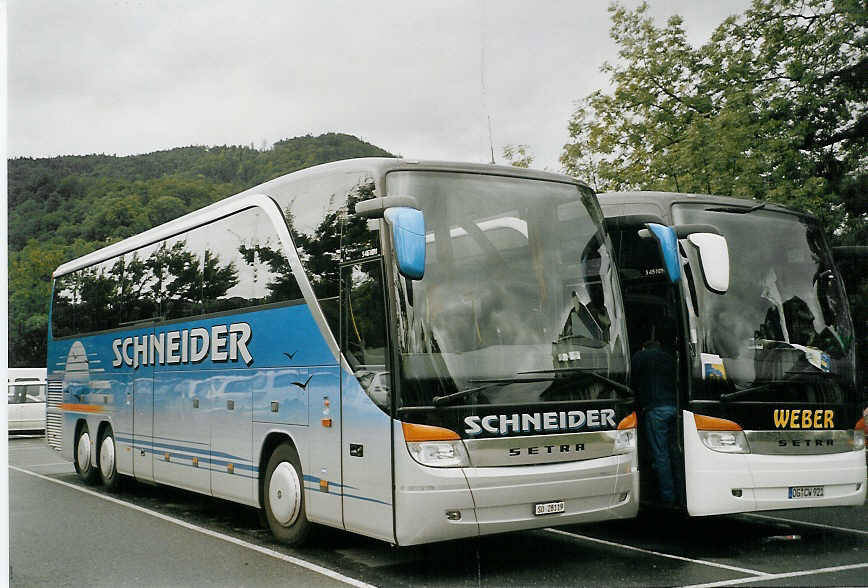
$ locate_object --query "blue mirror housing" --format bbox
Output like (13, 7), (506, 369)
(384, 207), (426, 280)
(646, 223), (680, 283)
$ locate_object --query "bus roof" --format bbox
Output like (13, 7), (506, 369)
(598, 191), (809, 219)
(53, 158), (588, 278)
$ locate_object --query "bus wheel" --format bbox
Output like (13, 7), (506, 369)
(98, 426), (121, 492)
(263, 442), (311, 545)
(74, 423), (99, 485)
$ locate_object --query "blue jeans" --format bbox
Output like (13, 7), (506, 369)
(644, 405), (677, 505)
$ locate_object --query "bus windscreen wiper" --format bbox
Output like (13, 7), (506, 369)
(517, 367), (634, 396)
(434, 368), (633, 407)
(704, 203), (766, 214)
(719, 380), (791, 401)
(720, 385), (769, 402)
(721, 370), (839, 402)
(431, 382), (511, 407)
(432, 373), (578, 407)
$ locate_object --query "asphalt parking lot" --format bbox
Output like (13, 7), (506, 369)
(9, 435), (867, 587)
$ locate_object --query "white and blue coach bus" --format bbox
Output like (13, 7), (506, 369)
(45, 159), (638, 546)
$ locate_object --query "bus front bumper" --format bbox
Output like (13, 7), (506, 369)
(684, 413), (866, 516)
(394, 449), (638, 546)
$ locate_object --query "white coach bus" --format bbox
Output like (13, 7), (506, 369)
(46, 158), (638, 545)
(600, 191), (866, 516)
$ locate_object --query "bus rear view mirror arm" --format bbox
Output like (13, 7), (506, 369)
(672, 224), (720, 238)
(638, 223), (730, 293)
(354, 195), (426, 280)
(637, 223), (681, 284)
(354, 195), (420, 219)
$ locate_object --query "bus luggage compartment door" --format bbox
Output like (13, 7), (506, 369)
(305, 367), (343, 528)
(132, 371), (154, 482)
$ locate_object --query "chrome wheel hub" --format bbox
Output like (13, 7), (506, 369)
(269, 462), (301, 527)
(77, 431), (91, 471)
(100, 435), (115, 479)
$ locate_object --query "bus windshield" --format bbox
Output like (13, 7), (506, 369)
(388, 171), (629, 410)
(672, 204), (856, 403)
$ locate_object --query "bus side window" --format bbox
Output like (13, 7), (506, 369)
(124, 242), (163, 324)
(159, 232), (204, 320)
(341, 261), (390, 412)
(51, 273), (78, 338)
(269, 172), (378, 336)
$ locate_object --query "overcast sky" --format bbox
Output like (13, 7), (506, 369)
(6, 0), (752, 172)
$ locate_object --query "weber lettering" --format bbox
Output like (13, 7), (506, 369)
(773, 409), (835, 429)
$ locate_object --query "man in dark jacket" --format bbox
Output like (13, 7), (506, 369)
(632, 339), (677, 505)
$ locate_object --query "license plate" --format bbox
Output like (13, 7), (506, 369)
(788, 485), (824, 499)
(534, 500), (565, 515)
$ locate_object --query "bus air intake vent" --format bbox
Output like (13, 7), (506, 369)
(46, 413), (63, 451)
(46, 378), (63, 408)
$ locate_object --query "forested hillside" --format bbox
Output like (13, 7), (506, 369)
(8, 133), (393, 366)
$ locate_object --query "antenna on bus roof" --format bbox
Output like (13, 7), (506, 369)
(481, 0), (495, 164)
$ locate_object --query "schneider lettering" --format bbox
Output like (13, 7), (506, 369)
(464, 409), (616, 436)
(112, 323), (253, 369)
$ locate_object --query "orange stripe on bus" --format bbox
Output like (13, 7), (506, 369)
(60, 403), (104, 413)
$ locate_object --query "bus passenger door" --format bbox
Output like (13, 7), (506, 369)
(340, 260), (395, 542)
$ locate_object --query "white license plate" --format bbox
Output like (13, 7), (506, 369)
(534, 500), (565, 515)
(788, 485), (824, 499)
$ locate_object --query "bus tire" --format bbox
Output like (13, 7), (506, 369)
(98, 425), (121, 492)
(74, 423), (99, 485)
(263, 442), (311, 546)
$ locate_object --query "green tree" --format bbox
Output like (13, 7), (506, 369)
(9, 241), (74, 366)
(562, 0), (866, 230)
(502, 144), (534, 168)
(561, 0), (867, 393)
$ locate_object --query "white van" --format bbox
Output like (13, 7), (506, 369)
(8, 368), (47, 434)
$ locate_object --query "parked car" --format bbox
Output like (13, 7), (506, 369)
(8, 368), (46, 434)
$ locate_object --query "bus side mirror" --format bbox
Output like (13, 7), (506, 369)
(641, 223), (681, 284)
(687, 233), (729, 293)
(384, 207), (426, 280)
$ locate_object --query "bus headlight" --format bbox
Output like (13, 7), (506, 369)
(614, 428), (636, 452)
(406, 440), (470, 468)
(698, 430), (750, 453)
(852, 430), (865, 451)
(614, 412), (637, 453)
(695, 413), (750, 453)
(402, 422), (470, 468)
(853, 417), (866, 451)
